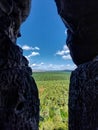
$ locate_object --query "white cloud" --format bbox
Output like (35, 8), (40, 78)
(56, 45), (69, 55)
(65, 29), (67, 35)
(34, 47), (40, 50)
(47, 64), (65, 70)
(40, 62), (44, 65)
(31, 62), (44, 68)
(65, 64), (76, 70)
(63, 45), (68, 50)
(62, 54), (71, 60)
(65, 50), (70, 53)
(22, 45), (32, 50)
(56, 50), (65, 56)
(30, 62), (76, 71)
(31, 63), (36, 67)
(30, 62), (45, 71)
(22, 45), (40, 51)
(28, 52), (40, 57)
(25, 56), (30, 61)
(56, 45), (71, 60)
(66, 65), (76, 70)
(24, 51), (40, 64)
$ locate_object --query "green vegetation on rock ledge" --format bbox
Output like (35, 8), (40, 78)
(33, 71), (70, 130)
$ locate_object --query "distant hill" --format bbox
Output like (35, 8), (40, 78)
(63, 70), (72, 72)
(32, 69), (72, 73)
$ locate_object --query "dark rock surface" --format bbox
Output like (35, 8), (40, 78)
(55, 0), (98, 65)
(69, 58), (98, 130)
(55, 0), (98, 130)
(0, 0), (39, 130)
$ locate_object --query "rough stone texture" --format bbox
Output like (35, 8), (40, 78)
(69, 58), (98, 130)
(0, 0), (39, 130)
(55, 0), (98, 65)
(55, 0), (98, 130)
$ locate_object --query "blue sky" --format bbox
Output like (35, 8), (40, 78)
(17, 0), (75, 71)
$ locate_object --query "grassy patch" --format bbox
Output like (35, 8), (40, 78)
(33, 71), (70, 130)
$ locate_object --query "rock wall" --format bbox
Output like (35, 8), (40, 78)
(55, 0), (98, 129)
(0, 0), (39, 130)
(69, 58), (98, 130)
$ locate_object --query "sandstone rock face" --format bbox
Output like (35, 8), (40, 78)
(0, 0), (39, 130)
(55, 0), (98, 130)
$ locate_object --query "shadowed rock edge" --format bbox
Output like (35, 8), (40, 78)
(0, 0), (40, 129)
